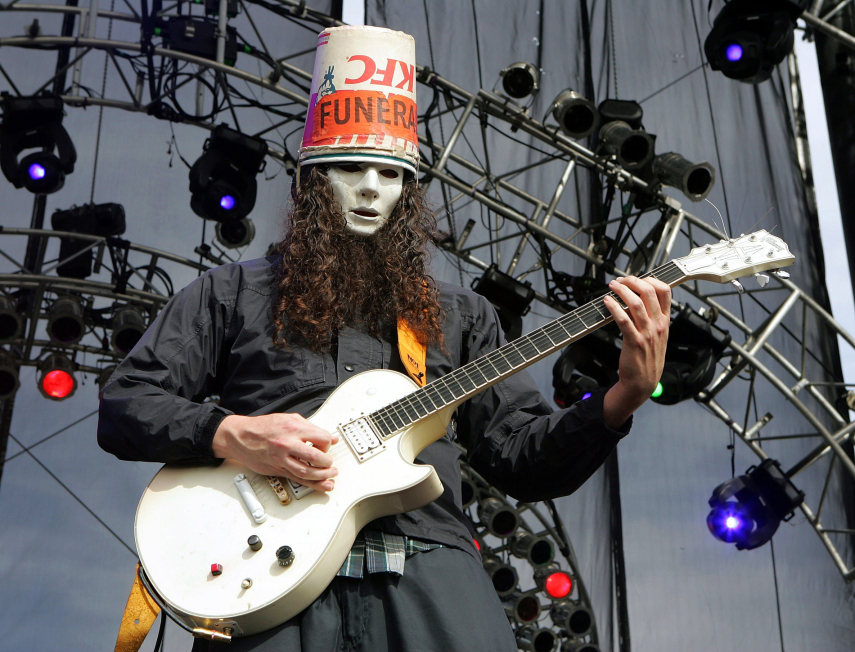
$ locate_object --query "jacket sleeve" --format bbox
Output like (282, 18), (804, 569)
(97, 270), (235, 465)
(455, 298), (631, 503)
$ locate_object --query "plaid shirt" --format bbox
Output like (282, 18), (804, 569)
(337, 530), (444, 579)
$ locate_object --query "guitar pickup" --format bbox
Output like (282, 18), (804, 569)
(340, 417), (385, 462)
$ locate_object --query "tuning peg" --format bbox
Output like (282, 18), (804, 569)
(754, 273), (769, 287)
(731, 280), (745, 294)
(772, 269), (790, 280)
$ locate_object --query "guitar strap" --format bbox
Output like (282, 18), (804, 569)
(397, 317), (427, 387)
(114, 564), (161, 652)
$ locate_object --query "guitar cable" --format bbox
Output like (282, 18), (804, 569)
(137, 564), (234, 643)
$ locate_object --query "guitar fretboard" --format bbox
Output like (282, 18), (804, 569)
(366, 261), (686, 438)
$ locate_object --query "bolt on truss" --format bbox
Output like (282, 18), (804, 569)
(0, 0), (853, 583)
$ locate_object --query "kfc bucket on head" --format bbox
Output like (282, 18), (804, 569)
(299, 25), (419, 174)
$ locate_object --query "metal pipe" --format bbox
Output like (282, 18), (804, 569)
(803, 11), (855, 50)
(216, 0), (228, 65)
(424, 95), (478, 189)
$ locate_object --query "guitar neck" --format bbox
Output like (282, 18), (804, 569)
(366, 261), (688, 439)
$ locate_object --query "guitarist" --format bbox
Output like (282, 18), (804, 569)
(98, 25), (671, 652)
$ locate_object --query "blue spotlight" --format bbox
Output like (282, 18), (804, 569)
(28, 162), (47, 180)
(219, 194), (236, 210)
(724, 43), (743, 62)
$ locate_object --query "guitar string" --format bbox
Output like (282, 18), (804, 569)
(369, 261), (685, 433)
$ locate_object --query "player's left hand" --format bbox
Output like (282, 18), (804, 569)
(601, 276), (671, 429)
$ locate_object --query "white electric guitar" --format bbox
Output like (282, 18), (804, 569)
(135, 230), (794, 638)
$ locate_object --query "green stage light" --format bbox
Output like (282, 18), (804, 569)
(651, 382), (663, 398)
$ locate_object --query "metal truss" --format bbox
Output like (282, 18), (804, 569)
(1, 0), (853, 595)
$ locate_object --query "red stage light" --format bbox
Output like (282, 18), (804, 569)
(38, 353), (77, 400)
(544, 571), (573, 599)
(473, 538), (481, 551)
(42, 369), (74, 398)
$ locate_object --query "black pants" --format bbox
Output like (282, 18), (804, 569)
(193, 547), (517, 651)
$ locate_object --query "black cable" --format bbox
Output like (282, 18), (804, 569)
(8, 433), (137, 557)
(689, 0), (746, 325)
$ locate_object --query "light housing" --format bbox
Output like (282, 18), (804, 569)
(51, 203), (127, 279)
(598, 120), (654, 170)
(501, 62), (540, 99)
(551, 90), (600, 139)
(550, 601), (593, 637)
(189, 124), (268, 222)
(652, 152), (716, 202)
(510, 531), (555, 567)
(703, 0), (802, 84)
(47, 296), (86, 345)
(0, 295), (22, 342)
(534, 565), (573, 600)
(111, 305), (146, 355)
(505, 592), (542, 624)
(473, 264), (535, 341)
(38, 353), (77, 400)
(461, 474), (479, 509)
(215, 217), (256, 249)
(0, 349), (20, 399)
(514, 626), (557, 652)
(97, 364), (118, 391)
(0, 94), (76, 194)
(708, 458), (804, 550)
(477, 497), (520, 538)
(483, 558), (519, 597)
(552, 328), (621, 408)
(651, 303), (731, 405)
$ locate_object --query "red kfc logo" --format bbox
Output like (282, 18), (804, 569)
(345, 55), (415, 92)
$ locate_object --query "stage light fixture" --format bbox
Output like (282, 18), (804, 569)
(551, 90), (600, 139)
(52, 203), (127, 279)
(708, 458), (804, 550)
(111, 305), (146, 355)
(477, 497), (520, 538)
(38, 353), (77, 400)
(500, 62), (540, 99)
(0, 349), (20, 400)
(461, 474), (479, 509)
(552, 328), (621, 408)
(535, 565), (573, 600)
(158, 17), (239, 65)
(47, 295), (86, 345)
(505, 592), (542, 624)
(215, 217), (256, 249)
(0, 94), (77, 194)
(510, 531), (555, 567)
(189, 124), (268, 223)
(473, 265), (535, 341)
(651, 303), (731, 405)
(483, 558), (519, 597)
(515, 626), (558, 652)
(550, 601), (593, 637)
(595, 99), (654, 170)
(704, 0), (803, 84)
(0, 295), (22, 342)
(652, 152), (715, 202)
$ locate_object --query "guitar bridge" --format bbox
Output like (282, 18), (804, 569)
(340, 417), (385, 462)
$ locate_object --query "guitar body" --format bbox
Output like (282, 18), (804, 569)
(135, 369), (452, 636)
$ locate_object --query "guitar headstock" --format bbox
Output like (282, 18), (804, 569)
(673, 230), (795, 284)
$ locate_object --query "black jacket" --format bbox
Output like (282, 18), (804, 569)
(98, 256), (630, 560)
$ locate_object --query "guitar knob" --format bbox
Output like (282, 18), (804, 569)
(248, 535), (263, 552)
(276, 546), (295, 567)
(754, 273), (769, 288)
(772, 269), (790, 280)
(730, 280), (744, 294)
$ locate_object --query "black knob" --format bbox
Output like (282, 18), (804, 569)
(248, 535), (262, 552)
(276, 546), (295, 567)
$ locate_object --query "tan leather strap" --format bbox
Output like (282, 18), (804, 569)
(114, 564), (161, 652)
(397, 318), (427, 387)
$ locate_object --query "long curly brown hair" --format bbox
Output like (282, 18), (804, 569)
(272, 165), (445, 354)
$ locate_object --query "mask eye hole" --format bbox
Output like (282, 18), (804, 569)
(379, 168), (400, 179)
(335, 163), (362, 173)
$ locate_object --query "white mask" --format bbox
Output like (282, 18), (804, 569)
(325, 162), (404, 237)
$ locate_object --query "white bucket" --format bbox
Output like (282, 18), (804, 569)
(299, 25), (418, 174)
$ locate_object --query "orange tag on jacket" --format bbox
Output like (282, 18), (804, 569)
(397, 318), (427, 387)
(114, 564), (161, 652)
